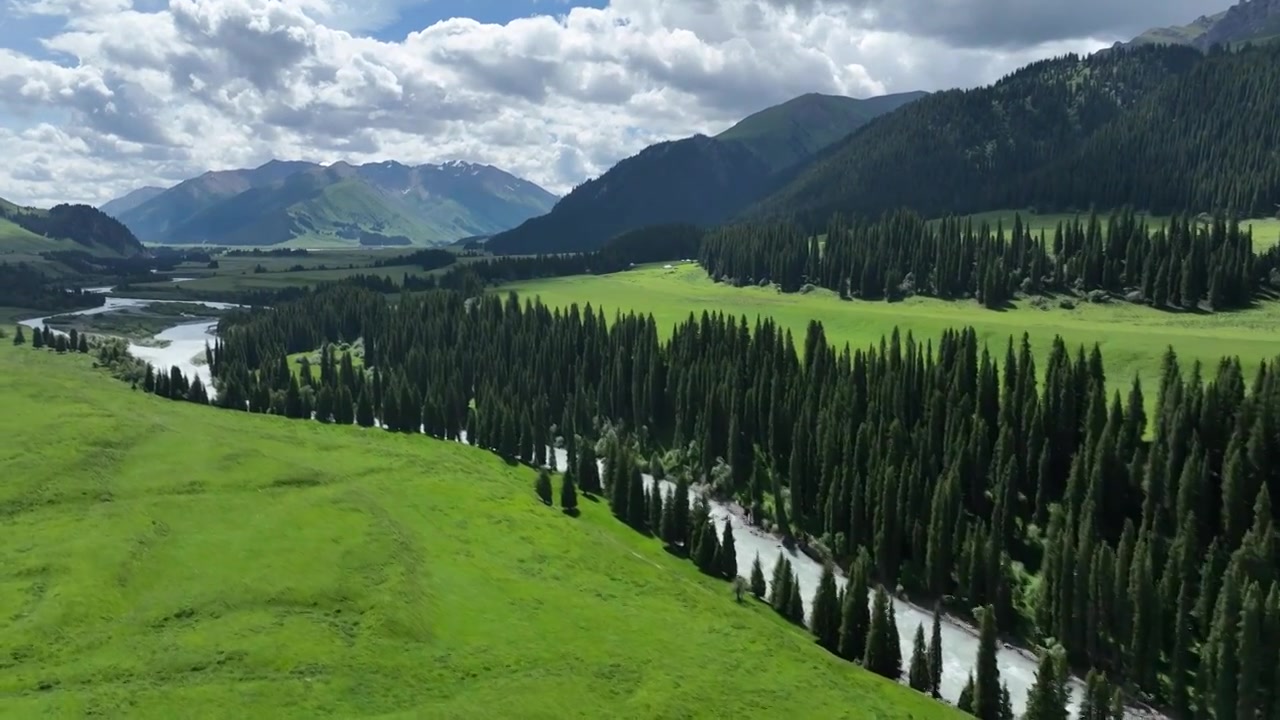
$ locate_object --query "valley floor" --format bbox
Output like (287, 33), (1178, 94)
(499, 262), (1280, 416)
(0, 343), (957, 719)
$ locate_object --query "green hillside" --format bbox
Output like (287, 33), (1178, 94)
(717, 91), (926, 171)
(0, 342), (958, 719)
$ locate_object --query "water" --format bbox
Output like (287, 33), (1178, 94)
(534, 444), (1164, 720)
(19, 292), (238, 393)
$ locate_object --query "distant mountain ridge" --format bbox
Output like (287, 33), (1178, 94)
(484, 91), (926, 254)
(749, 41), (1280, 225)
(111, 160), (558, 247)
(99, 186), (165, 219)
(1121, 0), (1280, 50)
(0, 195), (144, 257)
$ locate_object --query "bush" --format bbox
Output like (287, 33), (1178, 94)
(1058, 298), (1076, 310)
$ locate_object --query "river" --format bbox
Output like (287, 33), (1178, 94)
(532, 444), (1164, 720)
(19, 293), (236, 393)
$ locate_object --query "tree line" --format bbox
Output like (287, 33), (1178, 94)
(700, 209), (1276, 311)
(197, 281), (1280, 718)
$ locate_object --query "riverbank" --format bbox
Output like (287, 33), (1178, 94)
(41, 303), (226, 346)
(18, 292), (241, 395)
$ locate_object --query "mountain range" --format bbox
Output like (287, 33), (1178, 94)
(483, 91), (926, 254)
(108, 160), (558, 247)
(1122, 0), (1280, 50)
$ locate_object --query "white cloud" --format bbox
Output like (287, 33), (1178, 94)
(0, 0), (1122, 208)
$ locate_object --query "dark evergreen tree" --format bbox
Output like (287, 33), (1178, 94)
(560, 469), (578, 514)
(749, 553), (767, 600)
(974, 605), (1002, 720)
(811, 562), (841, 652)
(864, 585), (901, 680)
(908, 623), (930, 692)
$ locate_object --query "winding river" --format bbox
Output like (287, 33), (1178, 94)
(18, 294), (1165, 719)
(19, 293), (236, 393)
(537, 445), (1165, 720)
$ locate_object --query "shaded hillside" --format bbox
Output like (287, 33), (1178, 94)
(485, 92), (923, 255)
(118, 160), (314, 242)
(487, 136), (772, 254)
(119, 160), (556, 247)
(99, 186), (165, 218)
(752, 43), (1280, 226)
(717, 91), (926, 171)
(0, 196), (144, 257)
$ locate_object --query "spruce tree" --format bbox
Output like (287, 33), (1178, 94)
(13, 325), (24, 346)
(1024, 647), (1068, 720)
(672, 475), (690, 548)
(929, 605), (944, 698)
(769, 553), (790, 611)
(720, 518), (738, 579)
(974, 605), (1002, 720)
(356, 387), (374, 428)
(958, 673), (976, 714)
(864, 585), (901, 680)
(695, 514), (719, 575)
(811, 562), (841, 651)
(786, 573), (806, 626)
(31, 325), (42, 349)
(560, 468), (578, 514)
(749, 553), (767, 600)
(535, 469), (553, 505)
(839, 548), (873, 661)
(649, 483), (664, 535)
(77, 332), (88, 353)
(1237, 582), (1265, 720)
(908, 623), (930, 692)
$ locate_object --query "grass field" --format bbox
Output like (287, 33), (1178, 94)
(948, 210), (1280, 251)
(0, 343), (957, 719)
(500, 263), (1280, 416)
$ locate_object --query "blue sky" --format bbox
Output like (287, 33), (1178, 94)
(373, 0), (608, 41)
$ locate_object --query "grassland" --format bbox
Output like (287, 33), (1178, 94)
(0, 342), (956, 719)
(500, 263), (1280, 416)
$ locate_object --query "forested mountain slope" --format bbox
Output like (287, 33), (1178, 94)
(0, 196), (144, 257)
(484, 92), (923, 255)
(754, 43), (1280, 226)
(1124, 0), (1280, 50)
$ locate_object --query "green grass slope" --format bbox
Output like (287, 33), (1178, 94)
(0, 343), (957, 719)
(498, 263), (1280, 418)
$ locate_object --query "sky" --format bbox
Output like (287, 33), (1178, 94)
(0, 0), (1233, 208)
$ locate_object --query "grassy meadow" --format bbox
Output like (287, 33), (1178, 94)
(500, 263), (1280, 416)
(0, 342), (957, 719)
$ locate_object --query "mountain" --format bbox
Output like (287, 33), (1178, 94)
(1123, 0), (1280, 50)
(99, 186), (166, 219)
(484, 91), (925, 255)
(0, 195), (145, 257)
(752, 42), (1280, 225)
(716, 91), (928, 171)
(117, 160), (557, 247)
